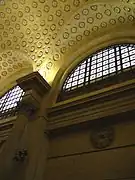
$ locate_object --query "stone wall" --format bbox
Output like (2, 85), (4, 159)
(46, 114), (135, 180)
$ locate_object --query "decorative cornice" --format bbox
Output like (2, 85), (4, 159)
(17, 72), (51, 119)
(52, 78), (135, 111)
(48, 79), (135, 130)
(17, 72), (51, 97)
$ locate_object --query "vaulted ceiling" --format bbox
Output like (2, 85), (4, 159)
(0, 0), (135, 95)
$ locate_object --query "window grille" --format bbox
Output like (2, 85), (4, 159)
(63, 44), (135, 92)
(0, 86), (24, 119)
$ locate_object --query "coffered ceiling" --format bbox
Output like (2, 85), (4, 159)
(0, 0), (135, 95)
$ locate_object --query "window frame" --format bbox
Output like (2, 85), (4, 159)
(0, 86), (24, 119)
(58, 44), (135, 101)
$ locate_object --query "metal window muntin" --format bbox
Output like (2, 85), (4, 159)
(0, 86), (24, 119)
(63, 44), (135, 92)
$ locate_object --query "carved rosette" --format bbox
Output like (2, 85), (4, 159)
(90, 126), (114, 149)
(13, 149), (28, 162)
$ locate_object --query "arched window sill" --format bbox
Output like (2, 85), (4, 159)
(57, 68), (135, 102)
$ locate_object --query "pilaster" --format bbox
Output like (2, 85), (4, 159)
(0, 72), (50, 180)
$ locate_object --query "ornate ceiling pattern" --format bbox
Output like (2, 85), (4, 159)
(0, 50), (32, 95)
(0, 0), (135, 95)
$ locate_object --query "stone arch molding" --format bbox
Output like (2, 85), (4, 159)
(50, 1), (135, 94)
(55, 1), (135, 63)
(39, 0), (135, 84)
(0, 0), (135, 96)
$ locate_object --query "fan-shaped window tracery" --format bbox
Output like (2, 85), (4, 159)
(63, 44), (135, 92)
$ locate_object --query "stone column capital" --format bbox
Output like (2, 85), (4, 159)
(17, 72), (51, 119)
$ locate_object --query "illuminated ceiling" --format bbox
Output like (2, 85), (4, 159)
(0, 0), (135, 95)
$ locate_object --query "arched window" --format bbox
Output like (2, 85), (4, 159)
(59, 44), (135, 101)
(0, 86), (24, 119)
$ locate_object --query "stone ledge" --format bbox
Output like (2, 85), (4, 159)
(48, 80), (135, 130)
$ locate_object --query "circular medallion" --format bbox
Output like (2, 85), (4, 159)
(90, 126), (114, 149)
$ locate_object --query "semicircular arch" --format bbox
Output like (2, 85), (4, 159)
(50, 32), (135, 105)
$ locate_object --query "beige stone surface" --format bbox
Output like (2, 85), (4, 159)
(46, 120), (135, 180)
(0, 0), (135, 95)
(0, 0), (135, 179)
